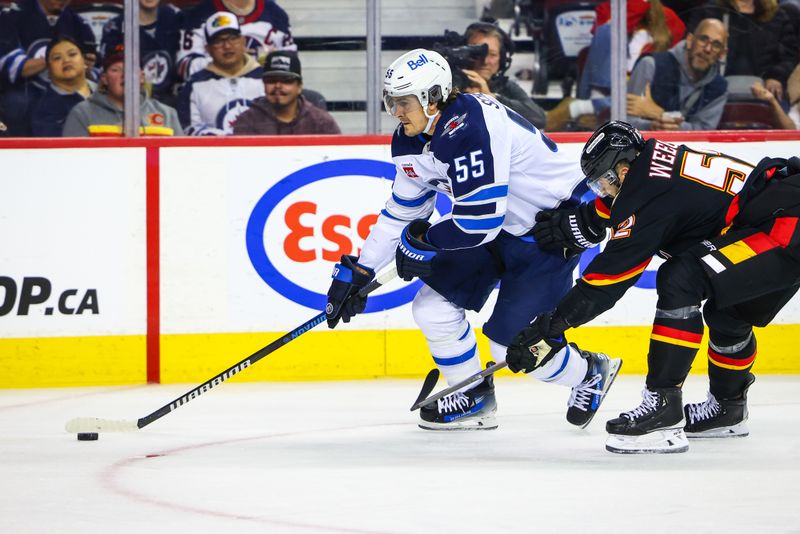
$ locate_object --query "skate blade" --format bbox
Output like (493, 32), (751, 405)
(606, 427), (689, 454)
(686, 421), (749, 439)
(418, 414), (498, 431)
(582, 357), (623, 429)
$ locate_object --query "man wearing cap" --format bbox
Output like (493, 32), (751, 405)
(176, 0), (295, 82)
(62, 44), (183, 136)
(177, 11), (264, 135)
(233, 50), (340, 135)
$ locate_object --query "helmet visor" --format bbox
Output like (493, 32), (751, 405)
(383, 93), (422, 116)
(586, 169), (621, 198)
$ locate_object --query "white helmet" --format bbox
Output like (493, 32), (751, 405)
(383, 49), (452, 118)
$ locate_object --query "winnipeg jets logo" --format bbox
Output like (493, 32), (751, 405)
(143, 52), (171, 86)
(441, 113), (467, 137)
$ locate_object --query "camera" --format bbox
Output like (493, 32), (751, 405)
(432, 30), (488, 91)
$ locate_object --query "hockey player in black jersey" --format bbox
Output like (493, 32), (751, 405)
(506, 120), (800, 453)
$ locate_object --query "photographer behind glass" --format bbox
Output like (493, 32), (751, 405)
(436, 21), (546, 130)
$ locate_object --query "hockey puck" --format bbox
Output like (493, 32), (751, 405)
(77, 432), (99, 441)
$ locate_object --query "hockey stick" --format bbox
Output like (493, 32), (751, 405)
(409, 339), (551, 411)
(65, 266), (398, 434)
(409, 368), (440, 409)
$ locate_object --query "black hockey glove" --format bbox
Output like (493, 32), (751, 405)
(396, 219), (439, 282)
(506, 311), (570, 373)
(326, 255), (375, 329)
(532, 202), (606, 257)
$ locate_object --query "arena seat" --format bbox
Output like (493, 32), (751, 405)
(717, 100), (784, 130)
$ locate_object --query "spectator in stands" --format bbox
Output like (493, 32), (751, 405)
(232, 51), (340, 135)
(100, 0), (182, 107)
(30, 36), (96, 137)
(626, 18), (729, 130)
(661, 0), (699, 25)
(460, 21), (547, 130)
(750, 63), (800, 128)
(177, 12), (264, 135)
(0, 102), (8, 136)
(0, 0), (97, 136)
(548, 0), (685, 131)
(789, 61), (800, 127)
(176, 0), (295, 82)
(62, 44), (182, 136)
(686, 0), (799, 101)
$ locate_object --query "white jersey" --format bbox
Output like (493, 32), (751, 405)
(176, 59), (264, 136)
(359, 93), (585, 270)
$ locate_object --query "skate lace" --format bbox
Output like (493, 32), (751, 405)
(623, 389), (660, 420)
(686, 392), (721, 424)
(567, 373), (602, 411)
(437, 392), (470, 414)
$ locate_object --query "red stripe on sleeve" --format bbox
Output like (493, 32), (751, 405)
(769, 217), (799, 247)
(742, 232), (778, 254)
(594, 197), (611, 219)
(724, 195), (741, 226)
(583, 258), (651, 282)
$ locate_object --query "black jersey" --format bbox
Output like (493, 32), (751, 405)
(562, 138), (757, 325)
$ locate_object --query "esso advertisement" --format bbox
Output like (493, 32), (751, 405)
(246, 158), (423, 313)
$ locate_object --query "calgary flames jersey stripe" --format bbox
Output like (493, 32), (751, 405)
(708, 348), (757, 370)
(581, 258), (651, 286)
(594, 197), (611, 219)
(651, 325), (704, 348)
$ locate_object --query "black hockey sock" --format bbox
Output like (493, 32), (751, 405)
(707, 332), (757, 399)
(646, 313), (704, 389)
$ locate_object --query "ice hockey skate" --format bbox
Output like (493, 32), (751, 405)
(684, 374), (755, 438)
(566, 347), (622, 428)
(605, 387), (689, 454)
(419, 374), (497, 430)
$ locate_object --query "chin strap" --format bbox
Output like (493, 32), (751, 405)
(423, 108), (440, 134)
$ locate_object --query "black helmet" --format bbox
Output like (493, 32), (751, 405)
(581, 120), (645, 181)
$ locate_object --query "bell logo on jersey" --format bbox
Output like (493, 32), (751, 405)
(402, 164), (419, 178)
(407, 54), (429, 70)
(441, 113), (467, 137)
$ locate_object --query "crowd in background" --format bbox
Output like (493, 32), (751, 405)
(0, 0), (799, 137)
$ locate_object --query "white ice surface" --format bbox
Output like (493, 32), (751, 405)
(1, 375), (799, 533)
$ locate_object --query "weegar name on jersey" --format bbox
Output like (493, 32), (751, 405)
(649, 140), (679, 178)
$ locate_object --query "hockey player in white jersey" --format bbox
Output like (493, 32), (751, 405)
(325, 49), (622, 430)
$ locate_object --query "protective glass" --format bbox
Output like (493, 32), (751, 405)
(586, 169), (621, 198)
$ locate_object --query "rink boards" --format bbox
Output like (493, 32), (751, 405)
(1, 133), (800, 387)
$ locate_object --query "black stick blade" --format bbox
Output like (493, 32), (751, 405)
(409, 368), (440, 411)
